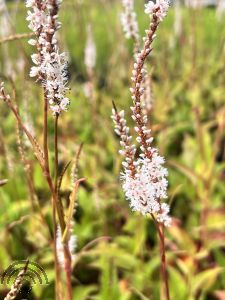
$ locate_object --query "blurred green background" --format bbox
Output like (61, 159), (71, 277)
(0, 0), (225, 299)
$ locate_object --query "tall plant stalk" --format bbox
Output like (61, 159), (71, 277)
(54, 113), (73, 299)
(53, 113), (61, 299)
(154, 217), (170, 300)
(112, 1), (171, 299)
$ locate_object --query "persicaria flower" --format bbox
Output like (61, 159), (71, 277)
(26, 7), (47, 32)
(26, 0), (36, 8)
(112, 104), (171, 226)
(112, 1), (171, 227)
(144, 0), (169, 21)
(26, 0), (70, 115)
(121, 153), (171, 226)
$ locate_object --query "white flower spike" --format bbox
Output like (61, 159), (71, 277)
(26, 0), (70, 115)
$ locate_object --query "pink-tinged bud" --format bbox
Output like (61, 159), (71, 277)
(119, 150), (125, 155)
(122, 161), (128, 168)
(136, 137), (141, 143)
(28, 39), (37, 45)
(134, 127), (139, 132)
(119, 110), (125, 117)
(146, 137), (153, 143)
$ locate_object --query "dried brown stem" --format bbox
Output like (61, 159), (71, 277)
(16, 121), (36, 210)
(1, 91), (45, 168)
(0, 32), (35, 44)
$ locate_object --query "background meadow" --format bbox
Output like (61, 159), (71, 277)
(0, 0), (225, 299)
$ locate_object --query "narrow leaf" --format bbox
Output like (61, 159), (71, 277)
(62, 178), (85, 243)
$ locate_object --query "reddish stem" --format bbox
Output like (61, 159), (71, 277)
(63, 244), (73, 300)
(157, 222), (170, 300)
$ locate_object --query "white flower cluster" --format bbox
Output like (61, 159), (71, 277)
(112, 107), (171, 226)
(26, 0), (70, 115)
(144, 0), (169, 21)
(121, 152), (171, 226)
(56, 225), (77, 268)
(120, 0), (139, 40)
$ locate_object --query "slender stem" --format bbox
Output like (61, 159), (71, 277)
(63, 244), (73, 300)
(41, 97), (65, 232)
(0, 32), (35, 44)
(43, 94), (58, 299)
(16, 123), (35, 211)
(43, 94), (49, 172)
(54, 114), (73, 300)
(53, 204), (62, 300)
(157, 223), (170, 300)
(7, 94), (65, 229)
(1, 94), (45, 168)
(151, 214), (170, 300)
(54, 114), (59, 190)
(54, 114), (61, 300)
(43, 145), (71, 300)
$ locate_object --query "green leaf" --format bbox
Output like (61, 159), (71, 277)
(73, 285), (97, 300)
(169, 266), (188, 300)
(192, 267), (224, 294)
